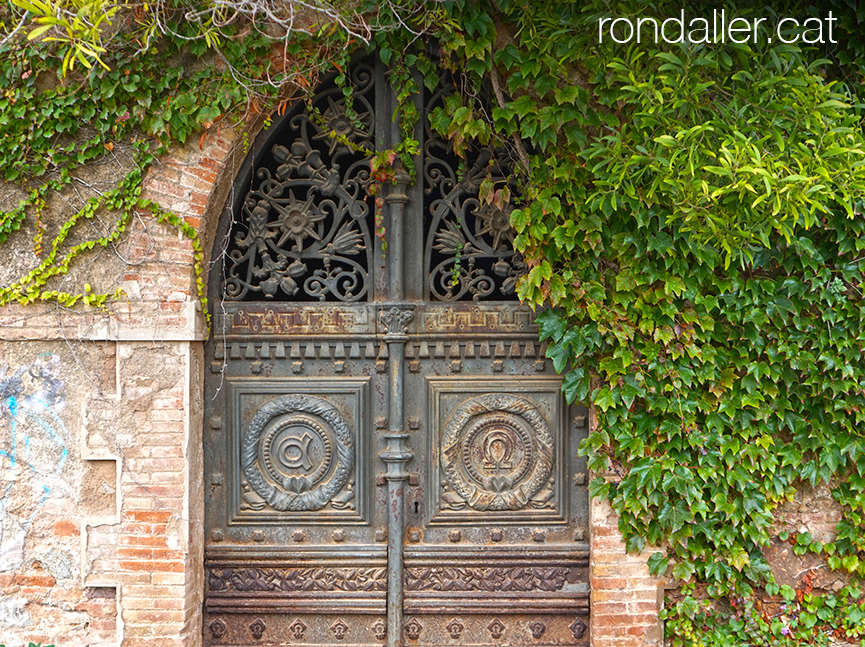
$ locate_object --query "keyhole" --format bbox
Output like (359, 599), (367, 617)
(413, 501), (419, 514)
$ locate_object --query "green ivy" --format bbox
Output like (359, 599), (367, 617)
(0, 4), (306, 312)
(483, 0), (865, 643)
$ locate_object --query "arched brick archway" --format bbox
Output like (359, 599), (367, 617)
(193, 57), (663, 647)
(200, 55), (595, 647)
(0, 65), (662, 647)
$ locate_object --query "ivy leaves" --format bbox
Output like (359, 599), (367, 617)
(0, 20), (276, 184)
(458, 1), (865, 642)
(0, 13), (277, 310)
(586, 42), (865, 262)
(537, 202), (865, 600)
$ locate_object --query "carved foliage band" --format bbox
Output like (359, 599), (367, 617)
(441, 394), (553, 511)
(242, 394), (354, 511)
(209, 567), (386, 592)
(404, 566), (568, 592)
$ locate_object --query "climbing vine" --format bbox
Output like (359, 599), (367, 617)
(503, 1), (865, 644)
(0, 0), (344, 312)
(5, 0), (865, 642)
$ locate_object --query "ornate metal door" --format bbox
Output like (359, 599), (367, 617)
(203, 56), (590, 647)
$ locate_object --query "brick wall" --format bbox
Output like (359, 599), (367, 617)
(0, 343), (120, 647)
(590, 497), (664, 646)
(0, 125), (233, 647)
(587, 402), (664, 647)
(70, 126), (233, 647)
(83, 342), (203, 647)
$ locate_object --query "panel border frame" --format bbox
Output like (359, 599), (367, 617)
(425, 376), (568, 526)
(227, 377), (372, 526)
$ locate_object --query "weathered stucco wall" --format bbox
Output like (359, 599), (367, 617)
(0, 343), (117, 645)
(0, 340), (202, 647)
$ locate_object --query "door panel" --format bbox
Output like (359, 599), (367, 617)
(204, 312), (389, 645)
(424, 377), (566, 525)
(398, 309), (589, 647)
(204, 303), (589, 645)
(203, 53), (589, 647)
(228, 377), (371, 524)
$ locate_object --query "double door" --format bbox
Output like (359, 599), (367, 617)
(202, 54), (589, 647)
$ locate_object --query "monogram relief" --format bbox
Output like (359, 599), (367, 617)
(241, 394), (355, 511)
(446, 619), (464, 639)
(331, 619), (349, 640)
(404, 618), (423, 640)
(488, 619), (506, 639)
(249, 618), (266, 640)
(208, 618), (227, 639)
(440, 394), (554, 511)
(529, 621), (546, 639)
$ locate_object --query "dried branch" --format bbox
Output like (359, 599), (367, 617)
(0, 10), (30, 50)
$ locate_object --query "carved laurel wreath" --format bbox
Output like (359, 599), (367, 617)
(242, 394), (354, 511)
(441, 394), (553, 511)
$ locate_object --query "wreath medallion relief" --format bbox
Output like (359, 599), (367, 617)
(441, 394), (555, 512)
(242, 393), (355, 512)
(240, 390), (556, 515)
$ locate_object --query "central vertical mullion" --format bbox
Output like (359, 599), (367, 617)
(376, 55), (415, 647)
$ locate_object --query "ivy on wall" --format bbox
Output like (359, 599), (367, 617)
(501, 1), (865, 644)
(0, 3), (330, 309)
(4, 0), (865, 643)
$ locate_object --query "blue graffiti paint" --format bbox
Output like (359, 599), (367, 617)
(8, 395), (17, 468)
(0, 356), (67, 528)
(0, 395), (19, 507)
(28, 403), (68, 470)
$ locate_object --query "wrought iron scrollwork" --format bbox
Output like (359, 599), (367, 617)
(423, 80), (526, 302)
(224, 61), (375, 302)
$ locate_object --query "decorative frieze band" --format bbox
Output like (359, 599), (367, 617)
(216, 304), (539, 337)
(404, 566), (569, 592)
(208, 567), (387, 593)
(208, 565), (573, 594)
(214, 340), (548, 363)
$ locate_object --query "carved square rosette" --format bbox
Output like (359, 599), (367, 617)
(427, 377), (567, 525)
(228, 377), (370, 524)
